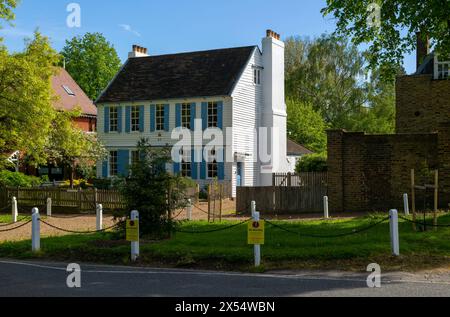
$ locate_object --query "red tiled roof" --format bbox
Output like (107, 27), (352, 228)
(51, 67), (97, 117)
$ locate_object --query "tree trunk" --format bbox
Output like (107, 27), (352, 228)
(69, 162), (75, 189)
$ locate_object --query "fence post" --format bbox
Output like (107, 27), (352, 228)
(323, 196), (329, 219)
(253, 210), (261, 267)
(31, 208), (40, 253)
(403, 194), (409, 216)
(389, 209), (400, 256)
(96, 204), (103, 231)
(131, 210), (140, 262)
(251, 200), (256, 218)
(12, 196), (18, 223)
(187, 199), (192, 221)
(47, 197), (52, 217)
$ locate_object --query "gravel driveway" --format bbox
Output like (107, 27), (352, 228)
(0, 215), (117, 242)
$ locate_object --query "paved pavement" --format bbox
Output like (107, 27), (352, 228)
(0, 259), (449, 297)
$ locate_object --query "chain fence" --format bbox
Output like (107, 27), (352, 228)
(175, 218), (252, 234)
(0, 220), (33, 233)
(399, 216), (450, 228)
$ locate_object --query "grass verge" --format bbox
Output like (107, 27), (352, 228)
(0, 213), (449, 272)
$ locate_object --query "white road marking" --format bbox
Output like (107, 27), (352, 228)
(1, 260), (450, 286)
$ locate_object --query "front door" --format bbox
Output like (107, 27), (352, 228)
(236, 162), (243, 187)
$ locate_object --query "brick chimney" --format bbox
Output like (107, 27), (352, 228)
(416, 32), (430, 70)
(128, 45), (149, 58)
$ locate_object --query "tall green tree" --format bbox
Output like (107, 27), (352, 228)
(61, 32), (122, 100)
(286, 98), (327, 153)
(0, 31), (60, 168)
(46, 109), (107, 187)
(322, 0), (450, 80)
(285, 35), (396, 134)
(0, 0), (16, 29)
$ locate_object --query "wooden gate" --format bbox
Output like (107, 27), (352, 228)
(236, 172), (328, 214)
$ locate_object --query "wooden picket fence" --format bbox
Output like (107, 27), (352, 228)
(0, 185), (199, 213)
(236, 172), (328, 214)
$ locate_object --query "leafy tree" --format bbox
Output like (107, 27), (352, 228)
(0, 31), (60, 168)
(117, 139), (189, 238)
(287, 98), (327, 153)
(285, 35), (397, 135)
(322, 0), (450, 80)
(295, 153), (328, 173)
(46, 109), (107, 188)
(0, 0), (16, 29)
(285, 35), (368, 130)
(0, 170), (43, 188)
(61, 33), (122, 100)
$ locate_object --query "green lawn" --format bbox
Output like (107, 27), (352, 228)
(0, 214), (30, 223)
(1, 213), (450, 272)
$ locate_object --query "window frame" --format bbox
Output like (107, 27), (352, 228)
(253, 68), (261, 85)
(109, 107), (119, 133)
(130, 106), (141, 132)
(208, 160), (218, 179)
(181, 103), (191, 129)
(155, 104), (165, 131)
(207, 102), (218, 128)
(109, 151), (118, 177)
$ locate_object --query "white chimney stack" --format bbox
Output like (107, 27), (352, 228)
(260, 29), (289, 181)
(128, 45), (149, 58)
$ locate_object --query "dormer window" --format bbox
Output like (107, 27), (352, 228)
(434, 55), (450, 79)
(62, 85), (75, 96)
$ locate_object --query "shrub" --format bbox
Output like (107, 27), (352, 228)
(117, 138), (189, 239)
(0, 171), (42, 188)
(296, 153), (328, 173)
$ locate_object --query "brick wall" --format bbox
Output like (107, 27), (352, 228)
(327, 130), (439, 212)
(328, 75), (450, 213)
(396, 74), (450, 134)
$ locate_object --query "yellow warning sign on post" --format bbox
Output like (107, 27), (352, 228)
(248, 220), (265, 245)
(126, 220), (139, 242)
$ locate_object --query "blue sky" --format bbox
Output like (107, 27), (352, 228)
(0, 0), (416, 73)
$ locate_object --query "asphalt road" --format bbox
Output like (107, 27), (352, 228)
(0, 259), (449, 297)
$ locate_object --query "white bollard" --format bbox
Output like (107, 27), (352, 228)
(31, 208), (40, 252)
(131, 210), (140, 262)
(12, 197), (18, 223)
(251, 201), (256, 218)
(96, 204), (103, 231)
(324, 196), (329, 219)
(47, 197), (52, 217)
(389, 209), (400, 256)
(187, 199), (192, 221)
(403, 194), (409, 216)
(253, 211), (261, 267)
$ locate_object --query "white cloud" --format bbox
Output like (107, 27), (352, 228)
(118, 24), (141, 37)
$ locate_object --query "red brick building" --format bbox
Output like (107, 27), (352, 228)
(23, 68), (97, 180)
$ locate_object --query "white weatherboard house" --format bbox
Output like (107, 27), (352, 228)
(96, 30), (292, 197)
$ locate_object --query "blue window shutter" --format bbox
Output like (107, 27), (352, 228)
(190, 103), (196, 131)
(175, 104), (182, 128)
(150, 105), (156, 132)
(200, 151), (207, 180)
(102, 160), (108, 178)
(217, 101), (223, 130)
(201, 102), (208, 131)
(191, 149), (198, 180)
(125, 106), (131, 133)
(139, 106), (145, 132)
(118, 150), (130, 177)
(164, 104), (170, 132)
(117, 107), (123, 133)
(173, 162), (181, 175)
(218, 148), (225, 180)
(104, 107), (110, 133)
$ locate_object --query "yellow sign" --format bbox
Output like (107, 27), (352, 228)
(126, 220), (139, 242)
(248, 220), (265, 245)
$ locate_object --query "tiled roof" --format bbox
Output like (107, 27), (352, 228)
(287, 139), (314, 156)
(51, 67), (97, 116)
(96, 46), (257, 103)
